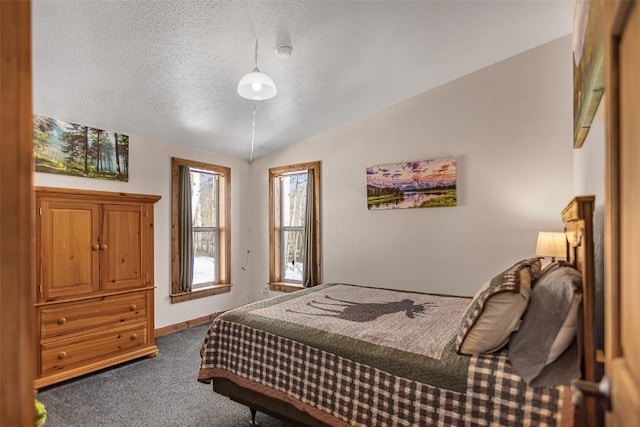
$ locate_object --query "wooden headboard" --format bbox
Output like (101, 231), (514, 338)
(561, 195), (599, 425)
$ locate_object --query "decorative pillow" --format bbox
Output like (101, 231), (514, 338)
(455, 258), (541, 355)
(508, 266), (583, 386)
(533, 259), (572, 284)
(531, 260), (578, 363)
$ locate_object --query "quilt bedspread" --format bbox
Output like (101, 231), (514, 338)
(198, 283), (569, 426)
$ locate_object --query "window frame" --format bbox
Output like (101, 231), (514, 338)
(279, 171), (307, 284)
(171, 157), (231, 303)
(269, 161), (321, 292)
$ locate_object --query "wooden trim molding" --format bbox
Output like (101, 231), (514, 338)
(35, 186), (161, 204)
(155, 312), (224, 337)
(170, 284), (231, 303)
(268, 161), (322, 285)
(268, 282), (303, 293)
(0, 2), (35, 424)
(171, 157), (231, 303)
(34, 286), (156, 306)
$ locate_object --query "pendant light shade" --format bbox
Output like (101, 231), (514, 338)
(237, 67), (277, 100)
(238, 40), (277, 101)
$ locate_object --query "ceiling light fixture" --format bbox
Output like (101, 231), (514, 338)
(237, 39), (277, 101)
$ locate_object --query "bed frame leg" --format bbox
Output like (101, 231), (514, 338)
(249, 408), (259, 426)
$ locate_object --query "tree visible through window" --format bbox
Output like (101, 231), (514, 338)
(190, 169), (218, 288)
(171, 157), (230, 303)
(269, 161), (321, 290)
(281, 171), (307, 283)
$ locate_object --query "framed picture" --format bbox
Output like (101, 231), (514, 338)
(366, 157), (457, 210)
(573, 0), (604, 148)
(34, 115), (129, 181)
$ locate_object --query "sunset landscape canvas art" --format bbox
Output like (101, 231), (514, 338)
(366, 157), (457, 210)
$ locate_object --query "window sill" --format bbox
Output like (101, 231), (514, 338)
(268, 282), (303, 293)
(170, 284), (231, 303)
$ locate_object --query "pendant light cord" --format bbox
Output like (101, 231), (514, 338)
(248, 40), (262, 162)
(249, 103), (256, 163)
(254, 39), (259, 69)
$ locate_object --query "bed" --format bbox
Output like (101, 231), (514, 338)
(199, 196), (597, 426)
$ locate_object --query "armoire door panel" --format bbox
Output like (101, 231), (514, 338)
(100, 204), (145, 291)
(40, 201), (99, 300)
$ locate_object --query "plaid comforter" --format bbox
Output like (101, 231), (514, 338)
(199, 284), (571, 426)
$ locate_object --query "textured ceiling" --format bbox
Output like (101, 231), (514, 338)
(32, 0), (573, 161)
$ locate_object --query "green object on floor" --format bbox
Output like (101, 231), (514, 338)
(35, 399), (47, 427)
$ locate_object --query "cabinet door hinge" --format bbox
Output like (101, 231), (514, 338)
(39, 207), (42, 215)
(39, 283), (43, 296)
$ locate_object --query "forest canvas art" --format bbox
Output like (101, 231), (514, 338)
(34, 115), (129, 181)
(367, 157), (457, 210)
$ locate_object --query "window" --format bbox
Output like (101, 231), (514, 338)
(190, 169), (219, 288)
(171, 157), (230, 303)
(280, 171), (307, 283)
(269, 161), (321, 292)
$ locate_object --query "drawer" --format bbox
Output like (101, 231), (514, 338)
(40, 322), (148, 375)
(40, 293), (147, 339)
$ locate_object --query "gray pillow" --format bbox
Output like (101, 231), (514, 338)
(508, 266), (582, 387)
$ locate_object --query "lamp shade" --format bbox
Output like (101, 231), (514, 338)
(535, 231), (567, 260)
(237, 68), (277, 100)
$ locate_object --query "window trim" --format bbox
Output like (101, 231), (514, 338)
(171, 157), (231, 303)
(269, 161), (321, 291)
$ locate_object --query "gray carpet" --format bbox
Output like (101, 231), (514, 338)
(37, 324), (288, 427)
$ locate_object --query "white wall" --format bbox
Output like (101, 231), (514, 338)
(250, 36), (575, 297)
(35, 137), (252, 329)
(573, 99), (605, 275)
(574, 100), (605, 204)
(573, 98), (606, 350)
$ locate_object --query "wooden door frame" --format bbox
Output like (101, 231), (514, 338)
(604, 0), (640, 424)
(604, 0), (629, 371)
(0, 1), (35, 425)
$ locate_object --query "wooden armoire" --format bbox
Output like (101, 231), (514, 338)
(34, 187), (160, 388)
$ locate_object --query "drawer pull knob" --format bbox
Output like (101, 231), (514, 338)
(100, 244), (108, 251)
(130, 334), (138, 340)
(92, 244), (100, 251)
(129, 304), (137, 311)
(57, 318), (66, 325)
(58, 351), (67, 359)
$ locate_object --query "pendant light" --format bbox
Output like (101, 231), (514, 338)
(237, 39), (277, 101)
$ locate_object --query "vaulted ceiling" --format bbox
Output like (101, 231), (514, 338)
(32, 0), (573, 160)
